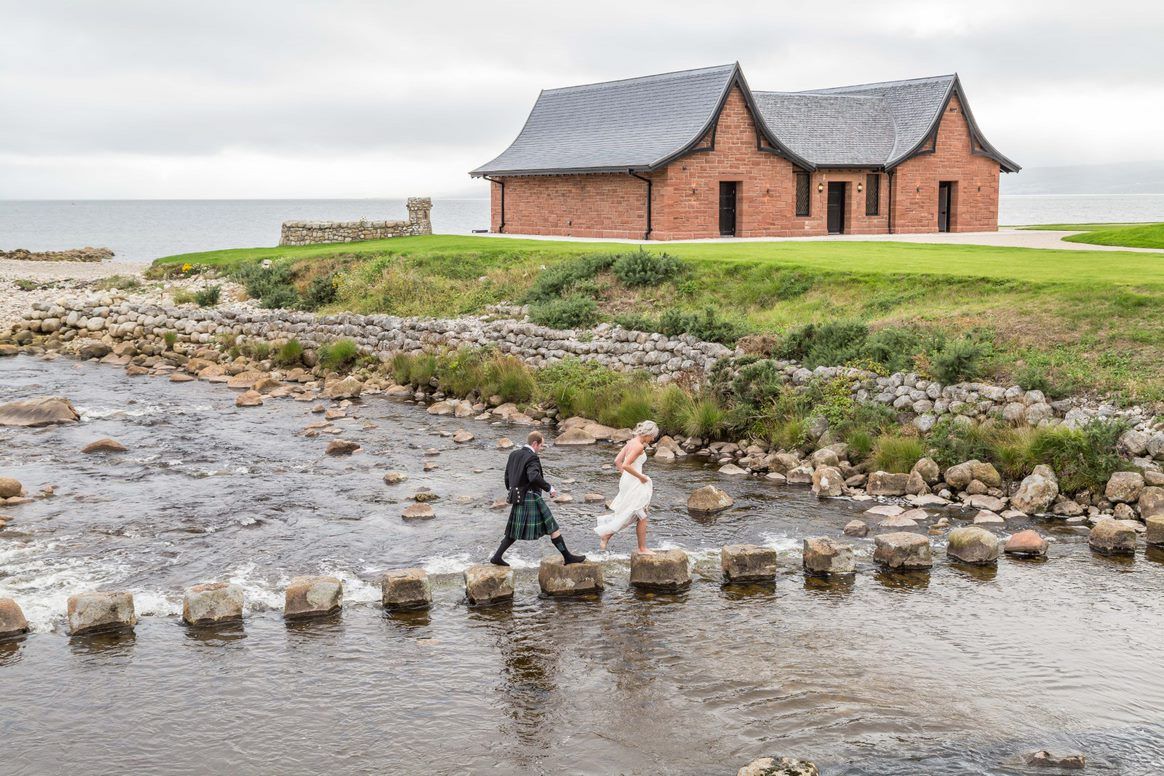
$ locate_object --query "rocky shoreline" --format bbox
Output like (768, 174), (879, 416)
(0, 247), (114, 263)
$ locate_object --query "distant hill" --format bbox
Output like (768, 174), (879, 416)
(1002, 161), (1164, 195)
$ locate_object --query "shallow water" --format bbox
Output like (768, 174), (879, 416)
(2, 356), (1163, 775)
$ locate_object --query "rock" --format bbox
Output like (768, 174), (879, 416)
(413, 490), (439, 503)
(687, 485), (733, 514)
(786, 465), (814, 484)
(226, 370), (265, 390)
(811, 466), (843, 497)
(555, 427), (596, 445)
(235, 389), (263, 407)
(1138, 487), (1164, 519)
(1012, 472), (1059, 514)
(0, 477), (23, 499)
(1088, 519), (1137, 555)
(911, 457), (940, 484)
(0, 598), (29, 638)
(284, 575), (343, 620)
(943, 460), (979, 490)
(464, 564), (514, 605)
(973, 510), (1005, 525)
(1104, 471), (1144, 504)
(878, 514), (919, 529)
(401, 503), (435, 520)
(0, 396), (80, 427)
(426, 400), (455, 416)
(182, 582), (244, 626)
(865, 504), (904, 517)
(324, 376), (363, 400)
(1021, 750), (1086, 769)
(721, 544), (778, 583)
(873, 532), (933, 570)
(78, 342), (112, 360)
(381, 568), (431, 609)
(866, 471), (909, 496)
(584, 493), (605, 503)
(1005, 529), (1049, 557)
(843, 519), (868, 537)
(718, 463), (748, 476)
(67, 591), (136, 636)
(538, 556), (604, 596)
(0, 344), (19, 358)
(967, 494), (1006, 512)
(802, 536), (855, 575)
(765, 472), (787, 484)
(382, 471), (407, 485)
(1144, 515), (1164, 546)
(325, 439), (360, 455)
(946, 525), (1001, 564)
(737, 756), (819, 776)
(170, 373), (195, 383)
(908, 493), (950, 507)
(496, 437), (514, 449)
(905, 470), (930, 495)
(809, 448), (839, 468)
(452, 430), (474, 444)
(630, 549), (691, 591)
(1052, 497), (1085, 517)
(81, 437), (127, 454)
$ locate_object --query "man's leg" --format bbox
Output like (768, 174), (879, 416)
(549, 530), (586, 565)
(490, 535), (517, 566)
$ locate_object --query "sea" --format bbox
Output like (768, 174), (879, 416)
(1, 193), (1162, 264)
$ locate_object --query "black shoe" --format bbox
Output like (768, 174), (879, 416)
(564, 553), (587, 565)
(490, 555), (510, 567)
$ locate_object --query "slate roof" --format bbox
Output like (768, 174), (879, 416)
(471, 64), (1019, 177)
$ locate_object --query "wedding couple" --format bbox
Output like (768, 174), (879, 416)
(489, 421), (660, 566)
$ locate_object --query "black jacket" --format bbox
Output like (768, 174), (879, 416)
(504, 446), (551, 498)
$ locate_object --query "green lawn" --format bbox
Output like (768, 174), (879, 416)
(1019, 222), (1164, 250)
(152, 234), (1164, 404)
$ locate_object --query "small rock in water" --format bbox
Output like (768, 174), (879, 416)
(1088, 519), (1138, 555)
(864, 504), (904, 518)
(453, 430), (474, 444)
(324, 408), (346, 420)
(584, 493), (605, 504)
(496, 437), (514, 450)
(423, 448), (440, 457)
(0, 396), (80, 427)
(719, 463), (748, 476)
(737, 756), (819, 776)
(946, 525), (1001, 565)
(552, 493), (574, 503)
(413, 490), (438, 503)
(555, 428), (596, 446)
(973, 510), (1005, 525)
(687, 485), (733, 514)
(0, 478), (24, 499)
(843, 519), (868, 537)
(1021, 750), (1085, 769)
(423, 462), (438, 472)
(235, 390), (263, 407)
(81, 437), (127, 454)
(877, 514), (919, 529)
(401, 503), (435, 520)
(489, 499), (508, 510)
(0, 598), (30, 638)
(1004, 529), (1048, 557)
(326, 439), (360, 455)
(383, 471), (407, 485)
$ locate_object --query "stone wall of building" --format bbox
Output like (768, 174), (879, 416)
(279, 197), (432, 246)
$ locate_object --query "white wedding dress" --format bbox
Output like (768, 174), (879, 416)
(594, 452), (653, 538)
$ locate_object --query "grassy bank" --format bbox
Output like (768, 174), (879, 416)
(151, 235), (1164, 404)
(1021, 222), (1164, 250)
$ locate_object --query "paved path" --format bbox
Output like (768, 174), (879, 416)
(478, 228), (1164, 252)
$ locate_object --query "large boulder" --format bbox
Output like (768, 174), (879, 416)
(873, 532), (933, 570)
(687, 485), (733, 514)
(324, 376), (363, 400)
(721, 544), (778, 583)
(464, 564), (514, 605)
(1088, 519), (1138, 556)
(1012, 471), (1059, 514)
(630, 549), (690, 591)
(0, 477), (23, 499)
(810, 466), (843, 498)
(0, 396), (80, 427)
(1139, 487), (1164, 519)
(1104, 471), (1144, 504)
(183, 582), (244, 626)
(809, 448), (840, 468)
(67, 591), (136, 636)
(802, 536), (855, 576)
(737, 757), (819, 776)
(1005, 529), (1049, 557)
(911, 457), (940, 484)
(538, 557), (604, 596)
(555, 428), (596, 446)
(381, 568), (432, 609)
(946, 526), (1001, 565)
(944, 460), (1001, 490)
(0, 598), (29, 638)
(866, 471), (909, 496)
(284, 576), (343, 620)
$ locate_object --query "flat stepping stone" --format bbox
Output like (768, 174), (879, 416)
(464, 564), (514, 605)
(68, 591), (136, 636)
(873, 532), (933, 570)
(630, 549), (690, 591)
(401, 503), (435, 520)
(1004, 529), (1048, 557)
(721, 544), (777, 583)
(864, 504), (904, 517)
(381, 568), (431, 610)
(183, 582), (244, 626)
(538, 557), (604, 596)
(284, 576), (342, 620)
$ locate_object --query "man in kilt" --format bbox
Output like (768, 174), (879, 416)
(490, 431), (586, 566)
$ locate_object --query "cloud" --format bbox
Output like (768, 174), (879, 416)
(1, 0), (1161, 197)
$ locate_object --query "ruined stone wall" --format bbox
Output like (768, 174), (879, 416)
(278, 197), (432, 246)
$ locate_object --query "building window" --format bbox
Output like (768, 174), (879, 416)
(865, 174), (880, 216)
(795, 173), (810, 217)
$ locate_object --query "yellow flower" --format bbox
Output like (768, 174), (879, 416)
(181, 263), (193, 273)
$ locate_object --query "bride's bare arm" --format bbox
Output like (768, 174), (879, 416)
(617, 439), (649, 483)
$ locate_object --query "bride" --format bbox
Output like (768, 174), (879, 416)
(594, 420), (659, 553)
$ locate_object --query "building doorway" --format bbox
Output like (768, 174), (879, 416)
(719, 182), (738, 236)
(938, 181), (953, 232)
(827, 182), (846, 234)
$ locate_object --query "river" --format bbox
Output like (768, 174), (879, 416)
(1, 355), (1163, 774)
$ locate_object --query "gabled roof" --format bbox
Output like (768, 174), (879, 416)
(470, 65), (1019, 177)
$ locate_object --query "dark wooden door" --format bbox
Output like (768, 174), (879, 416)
(719, 182), (737, 236)
(938, 182), (952, 232)
(827, 182), (845, 234)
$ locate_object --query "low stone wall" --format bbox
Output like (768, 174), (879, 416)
(278, 197), (432, 246)
(0, 247), (113, 263)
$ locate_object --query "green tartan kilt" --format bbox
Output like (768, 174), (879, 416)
(505, 492), (559, 540)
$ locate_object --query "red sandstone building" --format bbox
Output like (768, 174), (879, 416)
(471, 63), (1018, 240)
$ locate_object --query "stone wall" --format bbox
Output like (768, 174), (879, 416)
(278, 197), (432, 246)
(0, 247), (113, 263)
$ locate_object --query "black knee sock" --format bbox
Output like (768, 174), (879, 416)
(491, 536), (516, 566)
(551, 536), (586, 565)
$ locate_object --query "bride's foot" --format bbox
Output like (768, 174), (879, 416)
(636, 547), (655, 555)
(598, 534), (611, 551)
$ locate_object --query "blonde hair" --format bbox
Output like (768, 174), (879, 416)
(527, 430), (544, 445)
(632, 420), (659, 439)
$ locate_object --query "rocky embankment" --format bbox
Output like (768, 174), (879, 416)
(1, 247), (114, 263)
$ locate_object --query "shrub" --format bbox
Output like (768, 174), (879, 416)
(318, 338), (359, 371)
(768, 417), (809, 451)
(275, 339), (304, 367)
(654, 383), (691, 435)
(862, 326), (928, 374)
(171, 289), (197, 305)
(659, 307), (747, 345)
(872, 435), (925, 473)
(845, 429), (875, 461)
(536, 358), (624, 419)
(95, 275), (142, 291)
(300, 272), (339, 311)
(611, 312), (657, 332)
(408, 353), (439, 387)
(244, 341), (271, 361)
(193, 285), (221, 307)
(930, 336), (991, 384)
(524, 254), (616, 303)
(483, 355), (536, 404)
(682, 397), (728, 438)
(162, 331), (177, 350)
(729, 359), (786, 407)
(233, 262), (300, 309)
(777, 321), (869, 368)
(799, 376), (856, 429)
(528, 296), (600, 329)
(436, 348), (486, 396)
(990, 427), (1038, 481)
(390, 353), (414, 385)
(602, 388), (655, 429)
(1027, 419), (1130, 493)
(612, 250), (685, 287)
(926, 417), (999, 468)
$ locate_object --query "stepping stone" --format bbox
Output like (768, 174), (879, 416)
(687, 485), (733, 514)
(67, 591), (136, 636)
(630, 549), (690, 591)
(183, 582), (244, 626)
(464, 564), (514, 605)
(721, 544), (777, 583)
(843, 519), (868, 537)
(803, 536), (855, 576)
(538, 557), (604, 596)
(946, 526), (1000, 565)
(401, 503), (435, 520)
(1146, 515), (1164, 547)
(864, 504), (904, 518)
(381, 568), (431, 610)
(1088, 519), (1137, 556)
(1004, 529), (1048, 557)
(873, 532), (933, 570)
(284, 576), (343, 620)
(0, 598), (29, 638)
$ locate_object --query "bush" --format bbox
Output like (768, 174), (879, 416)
(528, 295), (600, 329)
(1027, 419), (1130, 493)
(300, 272), (339, 310)
(193, 285), (221, 307)
(244, 341), (271, 361)
(926, 417), (999, 468)
(234, 262), (300, 309)
(863, 326), (928, 374)
(659, 307), (747, 345)
(436, 348), (487, 396)
(408, 354), (439, 387)
(171, 289), (197, 305)
(654, 384), (691, 434)
(390, 353), (414, 385)
(846, 429), (875, 460)
(612, 250), (685, 287)
(872, 435), (925, 473)
(602, 388), (655, 429)
(777, 321), (869, 369)
(930, 336), (991, 384)
(163, 331), (177, 350)
(483, 355), (536, 404)
(318, 338), (359, 371)
(524, 254), (615, 303)
(729, 359), (786, 407)
(611, 312), (657, 332)
(682, 397), (728, 438)
(275, 339), (304, 367)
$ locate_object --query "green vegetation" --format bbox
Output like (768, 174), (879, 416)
(872, 435), (926, 473)
(162, 331), (177, 350)
(193, 285), (221, 307)
(275, 339), (304, 367)
(93, 275), (143, 291)
(151, 234), (1164, 404)
(318, 338), (359, 371)
(1062, 223), (1164, 250)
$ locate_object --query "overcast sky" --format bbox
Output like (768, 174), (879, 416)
(2, 0), (1162, 199)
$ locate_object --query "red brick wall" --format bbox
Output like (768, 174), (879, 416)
(487, 88), (1000, 238)
(890, 95), (1001, 233)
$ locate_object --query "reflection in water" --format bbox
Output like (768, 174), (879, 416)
(0, 637), (25, 665)
(1146, 546), (1164, 565)
(950, 562), (999, 583)
(68, 629), (136, 657)
(182, 620), (248, 647)
(874, 569), (931, 590)
(803, 573), (856, 595)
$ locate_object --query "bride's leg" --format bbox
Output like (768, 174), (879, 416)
(598, 532), (612, 551)
(635, 512), (653, 554)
